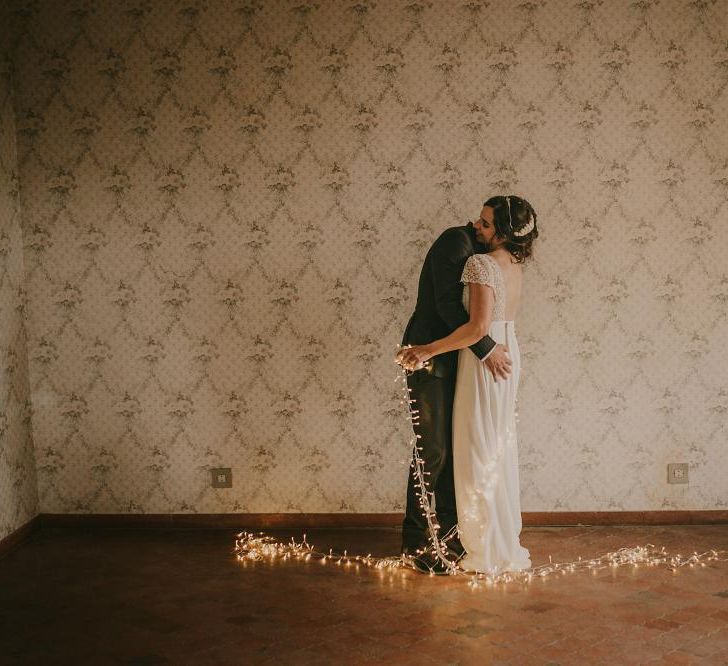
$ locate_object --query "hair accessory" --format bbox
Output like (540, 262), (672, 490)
(505, 195), (535, 237)
(513, 212), (535, 237)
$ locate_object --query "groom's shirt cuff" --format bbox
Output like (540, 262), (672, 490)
(482, 345), (496, 361)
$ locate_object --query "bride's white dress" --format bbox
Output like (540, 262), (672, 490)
(453, 253), (531, 574)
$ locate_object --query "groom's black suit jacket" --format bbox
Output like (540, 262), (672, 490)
(402, 223), (497, 378)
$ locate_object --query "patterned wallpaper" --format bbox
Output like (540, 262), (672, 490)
(2, 0), (727, 521)
(0, 42), (37, 542)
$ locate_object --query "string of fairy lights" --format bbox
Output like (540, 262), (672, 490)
(392, 350), (462, 574)
(233, 531), (728, 587)
(233, 347), (728, 586)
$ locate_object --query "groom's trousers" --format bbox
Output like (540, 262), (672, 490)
(401, 368), (458, 554)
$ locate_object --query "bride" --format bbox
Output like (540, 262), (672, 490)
(397, 195), (538, 574)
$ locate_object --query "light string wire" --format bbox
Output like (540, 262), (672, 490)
(395, 349), (461, 575)
(234, 530), (728, 587)
(234, 347), (728, 587)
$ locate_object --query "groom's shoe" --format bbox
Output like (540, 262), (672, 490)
(439, 525), (466, 561)
(400, 542), (428, 558)
(411, 553), (450, 575)
(445, 538), (466, 563)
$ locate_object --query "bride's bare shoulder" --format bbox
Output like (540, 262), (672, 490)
(487, 249), (521, 273)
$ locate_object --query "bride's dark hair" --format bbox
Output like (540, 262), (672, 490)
(483, 195), (538, 263)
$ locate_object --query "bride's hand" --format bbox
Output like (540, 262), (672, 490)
(396, 344), (434, 371)
(484, 343), (511, 381)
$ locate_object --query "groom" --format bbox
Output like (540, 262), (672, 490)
(400, 216), (512, 573)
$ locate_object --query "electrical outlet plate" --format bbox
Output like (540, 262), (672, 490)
(211, 467), (232, 488)
(667, 463), (688, 485)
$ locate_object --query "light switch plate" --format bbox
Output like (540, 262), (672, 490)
(211, 467), (232, 488)
(667, 463), (688, 484)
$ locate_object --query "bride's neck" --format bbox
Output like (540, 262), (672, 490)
(489, 246), (519, 264)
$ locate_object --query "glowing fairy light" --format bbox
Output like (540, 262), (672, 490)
(392, 347), (461, 574)
(233, 347), (728, 585)
(233, 531), (728, 587)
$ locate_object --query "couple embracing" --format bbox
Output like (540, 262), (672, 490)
(396, 194), (538, 575)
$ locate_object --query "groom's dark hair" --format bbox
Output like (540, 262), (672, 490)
(483, 195), (538, 263)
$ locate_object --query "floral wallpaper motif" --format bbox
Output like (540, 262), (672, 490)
(0, 44), (37, 542)
(2, 0), (727, 520)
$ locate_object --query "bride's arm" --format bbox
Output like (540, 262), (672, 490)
(397, 283), (493, 367)
(428, 283), (493, 356)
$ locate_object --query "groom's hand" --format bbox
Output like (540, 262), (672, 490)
(484, 344), (511, 381)
(396, 344), (433, 371)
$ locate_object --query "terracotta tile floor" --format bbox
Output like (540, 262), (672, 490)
(1, 525), (727, 664)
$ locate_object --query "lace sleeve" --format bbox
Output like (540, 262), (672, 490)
(461, 254), (495, 287)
